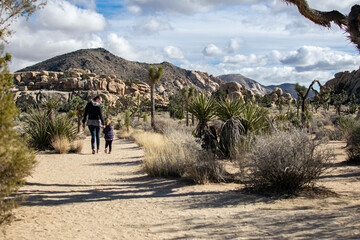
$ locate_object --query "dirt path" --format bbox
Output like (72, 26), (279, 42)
(1, 139), (360, 239)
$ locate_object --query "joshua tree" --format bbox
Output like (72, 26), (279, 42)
(68, 96), (87, 133)
(180, 86), (196, 126)
(188, 87), (195, 125)
(295, 80), (322, 124)
(215, 98), (245, 159)
(148, 65), (163, 129)
(332, 89), (348, 115)
(283, 1), (360, 51)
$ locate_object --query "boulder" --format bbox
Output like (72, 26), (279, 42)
(273, 87), (283, 97)
(229, 91), (243, 100)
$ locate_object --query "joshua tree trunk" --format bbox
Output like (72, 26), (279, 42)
(150, 83), (155, 129)
(186, 111), (189, 126)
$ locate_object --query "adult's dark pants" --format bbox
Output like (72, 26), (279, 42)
(88, 125), (101, 150)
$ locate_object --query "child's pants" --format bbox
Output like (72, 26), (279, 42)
(105, 140), (113, 152)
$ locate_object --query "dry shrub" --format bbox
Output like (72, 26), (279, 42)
(70, 140), (83, 153)
(246, 128), (333, 194)
(345, 121), (360, 164)
(136, 130), (195, 177)
(51, 135), (70, 154)
(185, 151), (225, 184)
(131, 131), (166, 148)
(134, 128), (225, 182)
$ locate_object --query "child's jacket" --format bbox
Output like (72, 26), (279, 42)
(103, 124), (114, 140)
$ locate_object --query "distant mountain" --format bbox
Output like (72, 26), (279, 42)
(17, 48), (222, 95)
(217, 74), (271, 95)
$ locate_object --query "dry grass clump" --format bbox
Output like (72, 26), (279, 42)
(131, 128), (226, 183)
(131, 131), (166, 148)
(51, 135), (70, 154)
(136, 130), (197, 177)
(245, 128), (333, 194)
(117, 126), (135, 139)
(69, 140), (83, 153)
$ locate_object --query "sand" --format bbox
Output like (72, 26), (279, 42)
(1, 138), (360, 239)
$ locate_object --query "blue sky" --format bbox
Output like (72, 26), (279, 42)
(6, 0), (360, 86)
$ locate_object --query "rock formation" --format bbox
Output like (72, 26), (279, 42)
(218, 81), (256, 101)
(325, 69), (360, 98)
(12, 68), (165, 107)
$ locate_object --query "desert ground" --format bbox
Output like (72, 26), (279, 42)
(1, 137), (359, 240)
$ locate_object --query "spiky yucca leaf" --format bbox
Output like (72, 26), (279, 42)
(240, 102), (270, 135)
(23, 108), (77, 150)
(215, 98), (244, 121)
(186, 92), (216, 138)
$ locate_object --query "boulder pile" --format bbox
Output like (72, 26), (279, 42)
(218, 81), (256, 101)
(269, 87), (292, 102)
(13, 68), (167, 107)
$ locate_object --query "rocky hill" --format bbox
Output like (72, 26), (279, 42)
(18, 48), (222, 96)
(217, 74), (270, 95)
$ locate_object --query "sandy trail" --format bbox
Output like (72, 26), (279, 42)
(1, 138), (360, 239)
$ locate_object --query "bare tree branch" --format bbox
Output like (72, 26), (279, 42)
(283, 0), (360, 51)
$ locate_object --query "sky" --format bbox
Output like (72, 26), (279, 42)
(5, 0), (360, 86)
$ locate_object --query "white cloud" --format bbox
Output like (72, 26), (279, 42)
(203, 39), (242, 56)
(203, 44), (223, 56)
(35, 0), (106, 33)
(280, 46), (360, 72)
(222, 53), (267, 66)
(125, 0), (264, 14)
(105, 33), (137, 60)
(163, 46), (184, 60)
(68, 0), (96, 10)
(133, 17), (172, 34)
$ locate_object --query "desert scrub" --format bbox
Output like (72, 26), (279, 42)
(345, 121), (360, 164)
(134, 130), (197, 177)
(245, 128), (333, 194)
(133, 129), (225, 182)
(0, 50), (36, 224)
(23, 108), (77, 150)
(69, 140), (83, 153)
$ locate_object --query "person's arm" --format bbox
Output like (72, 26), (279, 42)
(99, 106), (105, 126)
(82, 102), (89, 128)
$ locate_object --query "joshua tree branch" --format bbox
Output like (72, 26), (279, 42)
(284, 0), (360, 51)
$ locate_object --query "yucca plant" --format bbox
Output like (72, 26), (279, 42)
(23, 108), (77, 150)
(40, 96), (61, 119)
(240, 102), (270, 135)
(23, 108), (50, 150)
(215, 98), (245, 158)
(186, 92), (216, 138)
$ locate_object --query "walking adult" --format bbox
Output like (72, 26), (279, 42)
(82, 95), (105, 154)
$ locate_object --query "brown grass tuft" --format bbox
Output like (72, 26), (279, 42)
(70, 140), (83, 153)
(51, 135), (70, 154)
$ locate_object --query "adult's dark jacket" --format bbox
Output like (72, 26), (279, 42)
(82, 101), (105, 126)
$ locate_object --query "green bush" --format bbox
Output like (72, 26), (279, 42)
(345, 121), (360, 164)
(246, 128), (333, 194)
(23, 108), (77, 150)
(0, 50), (36, 224)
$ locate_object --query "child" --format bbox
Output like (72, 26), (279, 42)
(103, 119), (114, 154)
